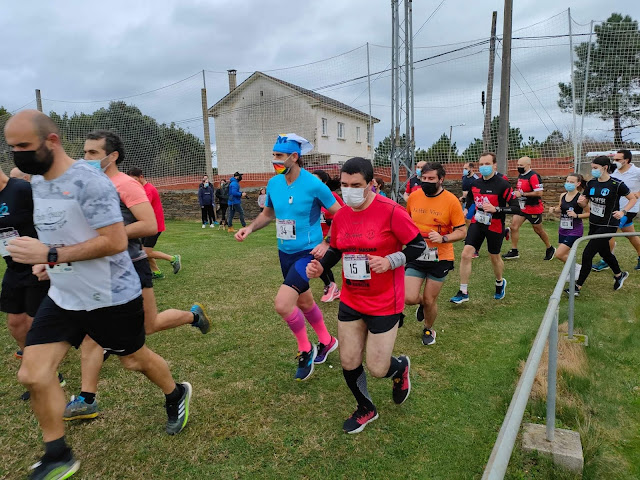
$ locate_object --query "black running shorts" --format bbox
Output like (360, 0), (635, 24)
(134, 258), (154, 289)
(465, 222), (504, 255)
(142, 232), (162, 248)
(1, 268), (50, 318)
(26, 295), (145, 356)
(338, 301), (403, 334)
(517, 213), (543, 225)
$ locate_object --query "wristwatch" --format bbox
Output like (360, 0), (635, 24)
(442, 235), (449, 243)
(622, 209), (628, 215)
(47, 247), (58, 267)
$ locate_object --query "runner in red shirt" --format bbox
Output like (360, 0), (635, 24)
(307, 157), (426, 434)
(502, 156), (555, 261)
(312, 169), (345, 302)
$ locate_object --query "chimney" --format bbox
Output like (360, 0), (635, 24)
(228, 69), (237, 92)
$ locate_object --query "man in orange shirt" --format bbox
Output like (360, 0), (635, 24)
(405, 162), (466, 346)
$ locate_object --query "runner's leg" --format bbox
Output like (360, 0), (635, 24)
(422, 278), (445, 330)
(509, 215), (526, 250)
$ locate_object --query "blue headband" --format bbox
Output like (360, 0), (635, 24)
(273, 135), (301, 156)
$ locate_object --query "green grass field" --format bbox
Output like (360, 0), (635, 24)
(0, 220), (639, 479)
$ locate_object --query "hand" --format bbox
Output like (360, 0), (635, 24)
(234, 226), (252, 242)
(463, 208), (468, 217)
(613, 210), (625, 220)
(241, 192), (247, 198)
(427, 231), (444, 244)
(482, 201), (497, 213)
(6, 237), (49, 264)
(577, 195), (587, 207)
(306, 259), (324, 278)
(32, 264), (50, 281)
(311, 241), (330, 259)
(367, 255), (391, 274)
(513, 190), (522, 198)
(548, 206), (555, 214)
(567, 210), (577, 218)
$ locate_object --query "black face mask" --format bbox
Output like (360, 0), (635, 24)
(421, 181), (439, 196)
(517, 167), (526, 175)
(235, 175), (242, 182)
(12, 142), (54, 175)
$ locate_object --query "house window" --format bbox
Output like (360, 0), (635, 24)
(337, 122), (345, 139)
(356, 126), (361, 143)
(322, 118), (328, 136)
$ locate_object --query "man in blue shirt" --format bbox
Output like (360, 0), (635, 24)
(227, 172), (246, 233)
(235, 134), (341, 380)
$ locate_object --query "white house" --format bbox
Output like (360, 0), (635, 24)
(209, 70), (380, 175)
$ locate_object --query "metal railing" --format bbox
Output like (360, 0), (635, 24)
(482, 231), (640, 479)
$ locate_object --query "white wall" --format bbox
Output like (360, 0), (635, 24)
(314, 107), (373, 164)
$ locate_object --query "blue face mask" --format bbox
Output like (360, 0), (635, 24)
(479, 165), (493, 177)
(415, 169), (422, 176)
(463, 169), (469, 176)
(591, 168), (602, 179)
(564, 182), (576, 192)
(86, 160), (101, 170)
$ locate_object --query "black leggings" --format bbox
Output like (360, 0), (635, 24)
(320, 268), (335, 287)
(201, 205), (215, 224)
(577, 226), (620, 286)
(219, 204), (228, 225)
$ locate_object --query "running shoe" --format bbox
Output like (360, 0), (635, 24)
(591, 259), (609, 272)
(502, 249), (519, 260)
(449, 290), (469, 304)
(504, 227), (511, 241)
(472, 251), (480, 259)
(22, 373), (66, 402)
(321, 282), (340, 303)
(494, 278), (507, 300)
(190, 303), (211, 334)
(635, 257), (640, 271)
(415, 304), (424, 322)
(295, 344), (317, 381)
(614, 271), (629, 291)
(166, 382), (192, 435)
(315, 337), (338, 364)
(564, 287), (580, 297)
(63, 395), (99, 421)
(422, 328), (436, 346)
(171, 255), (182, 274)
(152, 270), (165, 280)
(544, 246), (556, 261)
(392, 355), (411, 404)
(14, 349), (23, 359)
(29, 454), (80, 480)
(343, 405), (378, 434)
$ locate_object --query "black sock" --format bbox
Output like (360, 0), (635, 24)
(44, 436), (71, 461)
(191, 312), (199, 325)
(343, 365), (375, 411)
(165, 384), (184, 404)
(384, 356), (403, 379)
(80, 391), (96, 404)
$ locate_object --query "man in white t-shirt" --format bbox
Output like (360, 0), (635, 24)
(4, 110), (191, 480)
(592, 149), (640, 272)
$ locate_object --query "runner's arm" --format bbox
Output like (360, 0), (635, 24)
(127, 201), (158, 239)
(319, 246), (342, 271)
(386, 233), (426, 269)
(619, 193), (637, 215)
(549, 194), (563, 216)
(246, 206), (275, 233)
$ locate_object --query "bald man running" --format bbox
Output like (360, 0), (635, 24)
(503, 156), (555, 261)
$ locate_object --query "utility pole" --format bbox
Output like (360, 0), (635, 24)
(201, 71), (213, 181)
(496, 0), (513, 175)
(483, 11), (497, 152)
(35, 89), (42, 112)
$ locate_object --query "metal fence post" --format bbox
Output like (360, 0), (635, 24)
(546, 308), (559, 442)
(568, 253), (576, 339)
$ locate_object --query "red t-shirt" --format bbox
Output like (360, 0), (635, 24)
(321, 191), (345, 236)
(331, 195), (420, 315)
(144, 182), (165, 232)
(515, 170), (544, 214)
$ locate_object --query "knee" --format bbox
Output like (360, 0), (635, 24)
(461, 248), (474, 261)
(405, 291), (421, 306)
(120, 352), (145, 372)
(422, 295), (437, 309)
(367, 362), (388, 379)
(6, 314), (26, 332)
(274, 296), (294, 318)
(17, 362), (51, 389)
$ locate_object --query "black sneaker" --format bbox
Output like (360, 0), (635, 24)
(343, 405), (378, 434)
(165, 382), (192, 435)
(415, 304), (424, 322)
(392, 355), (411, 405)
(564, 287), (580, 297)
(502, 249), (519, 260)
(29, 453), (80, 480)
(422, 328), (436, 346)
(614, 271), (629, 291)
(544, 246), (556, 261)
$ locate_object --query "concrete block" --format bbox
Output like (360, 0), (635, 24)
(560, 333), (589, 347)
(522, 423), (583, 474)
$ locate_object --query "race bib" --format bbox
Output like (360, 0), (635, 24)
(518, 197), (526, 210)
(560, 217), (574, 229)
(276, 219), (296, 240)
(475, 210), (492, 225)
(343, 254), (371, 280)
(591, 204), (605, 217)
(47, 263), (74, 274)
(418, 247), (439, 262)
(0, 228), (19, 257)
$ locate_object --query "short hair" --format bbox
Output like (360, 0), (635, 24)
(374, 177), (385, 189)
(480, 152), (497, 163)
(313, 169), (330, 185)
(592, 155), (616, 173)
(33, 114), (60, 141)
(341, 157), (373, 183)
(127, 167), (143, 177)
(86, 130), (125, 164)
(618, 149), (632, 162)
(422, 162), (446, 180)
(467, 162), (475, 168)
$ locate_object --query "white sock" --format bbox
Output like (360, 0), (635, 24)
(460, 284), (468, 294)
(495, 279), (504, 286)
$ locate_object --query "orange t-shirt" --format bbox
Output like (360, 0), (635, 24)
(406, 188), (465, 261)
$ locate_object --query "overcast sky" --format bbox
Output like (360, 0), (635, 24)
(1, 0), (638, 154)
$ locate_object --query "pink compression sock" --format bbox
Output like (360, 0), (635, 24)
(302, 303), (331, 345)
(284, 308), (311, 352)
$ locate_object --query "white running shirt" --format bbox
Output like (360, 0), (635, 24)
(613, 164), (640, 213)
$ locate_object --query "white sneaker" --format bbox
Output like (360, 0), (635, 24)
(202, 224), (206, 229)
(209, 223), (214, 228)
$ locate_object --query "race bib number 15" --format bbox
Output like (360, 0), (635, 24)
(343, 254), (371, 280)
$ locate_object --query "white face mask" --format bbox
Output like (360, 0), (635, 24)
(342, 186), (368, 208)
(613, 161), (622, 170)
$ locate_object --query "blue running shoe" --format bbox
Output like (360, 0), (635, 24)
(190, 303), (211, 334)
(591, 259), (609, 272)
(494, 278), (507, 300)
(449, 290), (469, 304)
(295, 344), (317, 381)
(29, 454), (80, 480)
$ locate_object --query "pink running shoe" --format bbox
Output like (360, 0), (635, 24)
(321, 282), (340, 302)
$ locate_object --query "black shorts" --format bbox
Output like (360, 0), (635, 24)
(1, 268), (50, 317)
(338, 301), (403, 334)
(142, 232), (161, 248)
(465, 222), (504, 254)
(26, 295), (145, 356)
(517, 213), (543, 225)
(134, 258), (154, 289)
(405, 259), (454, 282)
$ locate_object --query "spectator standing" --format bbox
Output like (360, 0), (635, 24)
(258, 188), (267, 212)
(216, 179), (230, 229)
(198, 175), (216, 228)
(227, 171), (247, 233)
